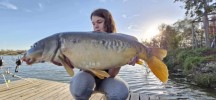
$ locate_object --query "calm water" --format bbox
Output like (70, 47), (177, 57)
(0, 55), (215, 100)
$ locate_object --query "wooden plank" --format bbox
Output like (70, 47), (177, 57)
(89, 93), (97, 100)
(126, 93), (131, 100)
(0, 82), (37, 97)
(0, 80), (43, 99)
(44, 84), (71, 100)
(139, 93), (149, 100)
(0, 78), (36, 92)
(1, 78), (170, 100)
(1, 79), (59, 100)
(20, 83), (65, 100)
(100, 94), (106, 100)
(26, 83), (65, 100)
(130, 93), (139, 100)
(54, 89), (72, 100)
(90, 92), (104, 100)
(41, 84), (69, 99)
(149, 95), (159, 100)
(61, 93), (74, 100)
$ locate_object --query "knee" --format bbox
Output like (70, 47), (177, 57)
(101, 78), (129, 100)
(70, 71), (95, 100)
(106, 90), (129, 100)
(106, 87), (129, 100)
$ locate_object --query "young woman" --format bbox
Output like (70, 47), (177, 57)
(69, 8), (129, 100)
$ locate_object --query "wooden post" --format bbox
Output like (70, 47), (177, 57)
(203, 0), (211, 48)
(211, 19), (216, 48)
(192, 23), (198, 48)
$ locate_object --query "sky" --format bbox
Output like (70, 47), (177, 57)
(0, 0), (186, 50)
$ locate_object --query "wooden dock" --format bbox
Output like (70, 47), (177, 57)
(0, 78), (173, 100)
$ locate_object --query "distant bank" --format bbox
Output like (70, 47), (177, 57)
(165, 48), (216, 88)
(0, 50), (26, 55)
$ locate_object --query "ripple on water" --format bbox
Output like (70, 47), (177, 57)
(0, 56), (216, 99)
(119, 65), (216, 99)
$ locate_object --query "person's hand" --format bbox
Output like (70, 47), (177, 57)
(108, 67), (121, 78)
(128, 56), (139, 66)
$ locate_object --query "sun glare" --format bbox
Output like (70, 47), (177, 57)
(142, 25), (160, 41)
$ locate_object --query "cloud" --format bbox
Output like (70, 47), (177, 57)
(122, 14), (127, 18)
(35, 3), (45, 11)
(38, 3), (43, 9)
(0, 1), (18, 10)
(122, 14), (140, 19)
(128, 25), (143, 32)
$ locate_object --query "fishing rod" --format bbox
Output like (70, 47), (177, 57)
(0, 57), (34, 88)
(0, 56), (9, 88)
(7, 69), (34, 84)
(0, 74), (9, 88)
(15, 57), (22, 73)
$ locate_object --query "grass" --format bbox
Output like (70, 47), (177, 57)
(194, 73), (216, 87)
(165, 47), (216, 88)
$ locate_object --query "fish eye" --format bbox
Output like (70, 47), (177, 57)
(34, 43), (37, 47)
(31, 43), (38, 48)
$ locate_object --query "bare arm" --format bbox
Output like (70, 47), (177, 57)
(108, 67), (121, 78)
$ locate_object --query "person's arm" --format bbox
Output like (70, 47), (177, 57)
(107, 56), (139, 78)
(108, 67), (121, 78)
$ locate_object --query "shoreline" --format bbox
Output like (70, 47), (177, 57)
(165, 48), (216, 89)
(0, 50), (26, 55)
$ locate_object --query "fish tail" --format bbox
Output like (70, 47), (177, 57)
(146, 56), (168, 83)
(150, 48), (167, 60)
(138, 47), (168, 83)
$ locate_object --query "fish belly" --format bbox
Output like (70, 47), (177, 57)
(61, 41), (137, 70)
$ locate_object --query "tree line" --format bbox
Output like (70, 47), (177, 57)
(144, 0), (216, 49)
(0, 50), (26, 55)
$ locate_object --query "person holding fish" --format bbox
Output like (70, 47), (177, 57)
(69, 8), (129, 100)
(21, 8), (168, 100)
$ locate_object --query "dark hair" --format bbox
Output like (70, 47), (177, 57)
(91, 8), (117, 33)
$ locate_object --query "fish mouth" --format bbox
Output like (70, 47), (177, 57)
(21, 57), (36, 65)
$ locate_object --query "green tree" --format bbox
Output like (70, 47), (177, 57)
(172, 18), (206, 48)
(174, 0), (216, 48)
(173, 19), (193, 48)
(156, 24), (181, 50)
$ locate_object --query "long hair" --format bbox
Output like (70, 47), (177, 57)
(90, 8), (117, 33)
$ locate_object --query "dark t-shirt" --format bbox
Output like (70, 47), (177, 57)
(95, 69), (109, 90)
(83, 69), (109, 90)
(80, 69), (109, 90)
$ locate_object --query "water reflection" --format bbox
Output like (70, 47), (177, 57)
(119, 65), (216, 99)
(0, 56), (215, 99)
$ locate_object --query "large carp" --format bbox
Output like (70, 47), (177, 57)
(21, 32), (168, 83)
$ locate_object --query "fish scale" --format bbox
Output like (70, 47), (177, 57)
(21, 32), (169, 83)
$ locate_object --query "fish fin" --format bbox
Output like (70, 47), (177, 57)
(136, 59), (144, 65)
(89, 69), (110, 79)
(151, 48), (167, 60)
(58, 56), (74, 77)
(146, 56), (168, 83)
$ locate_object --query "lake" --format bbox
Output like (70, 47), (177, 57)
(0, 55), (215, 99)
